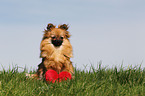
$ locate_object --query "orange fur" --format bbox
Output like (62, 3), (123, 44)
(34, 23), (74, 79)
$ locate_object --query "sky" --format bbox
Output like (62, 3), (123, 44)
(0, 0), (145, 71)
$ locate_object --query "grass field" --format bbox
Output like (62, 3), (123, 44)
(0, 65), (145, 96)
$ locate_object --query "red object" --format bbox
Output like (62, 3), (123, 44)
(45, 70), (58, 83)
(59, 71), (72, 82)
(45, 70), (72, 83)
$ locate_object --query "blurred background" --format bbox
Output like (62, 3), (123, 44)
(0, 0), (145, 71)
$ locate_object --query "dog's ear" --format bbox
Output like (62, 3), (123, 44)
(59, 24), (70, 38)
(58, 24), (69, 31)
(47, 23), (55, 31)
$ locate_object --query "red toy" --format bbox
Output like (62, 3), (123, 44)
(45, 69), (72, 83)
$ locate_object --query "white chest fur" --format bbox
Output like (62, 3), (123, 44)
(50, 45), (65, 63)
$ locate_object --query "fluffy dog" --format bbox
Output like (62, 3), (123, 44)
(34, 23), (74, 79)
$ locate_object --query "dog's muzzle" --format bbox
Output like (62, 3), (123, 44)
(52, 39), (63, 47)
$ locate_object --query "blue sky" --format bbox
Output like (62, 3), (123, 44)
(0, 0), (145, 71)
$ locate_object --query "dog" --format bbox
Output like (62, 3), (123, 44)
(33, 23), (74, 80)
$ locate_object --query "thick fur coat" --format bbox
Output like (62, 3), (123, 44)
(35, 23), (74, 79)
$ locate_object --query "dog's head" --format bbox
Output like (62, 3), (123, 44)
(43, 23), (70, 47)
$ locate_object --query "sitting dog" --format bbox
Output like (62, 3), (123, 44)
(33, 23), (74, 80)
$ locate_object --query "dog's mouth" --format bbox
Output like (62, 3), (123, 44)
(51, 36), (63, 47)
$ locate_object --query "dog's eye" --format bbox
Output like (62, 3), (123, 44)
(60, 37), (63, 39)
(52, 36), (56, 39)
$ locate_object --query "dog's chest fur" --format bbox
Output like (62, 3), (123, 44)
(50, 45), (65, 63)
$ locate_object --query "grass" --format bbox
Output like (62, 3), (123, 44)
(0, 65), (145, 96)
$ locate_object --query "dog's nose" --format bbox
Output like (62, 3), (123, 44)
(52, 39), (63, 47)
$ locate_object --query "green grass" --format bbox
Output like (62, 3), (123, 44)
(0, 65), (145, 96)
